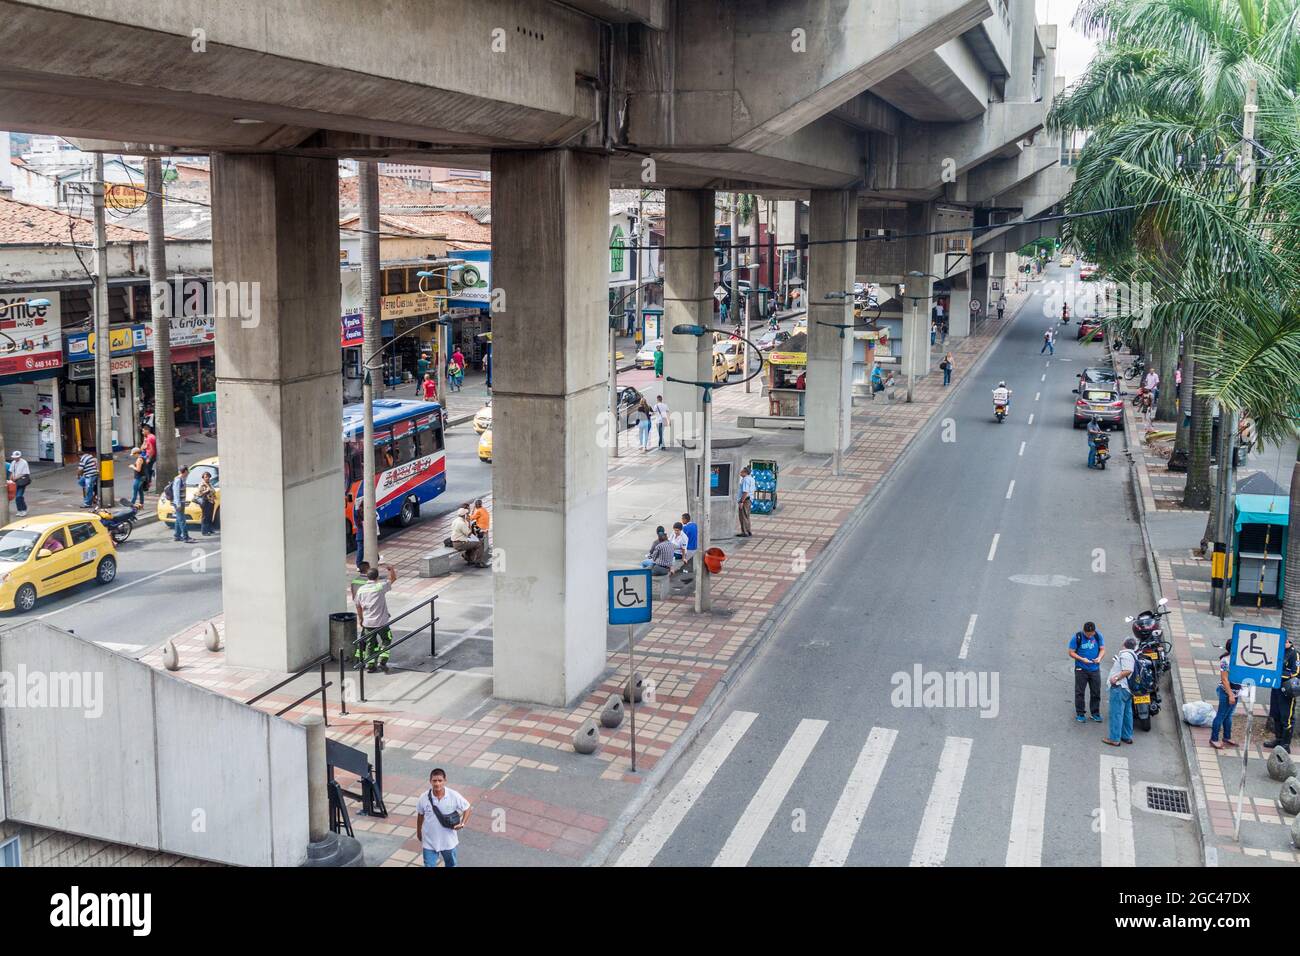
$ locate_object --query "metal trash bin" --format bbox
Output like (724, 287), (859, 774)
(329, 612), (357, 662)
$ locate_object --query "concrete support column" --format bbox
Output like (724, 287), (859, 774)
(212, 154), (342, 672)
(663, 190), (716, 441)
(804, 190), (854, 455)
(901, 202), (933, 390)
(490, 149), (608, 706)
(971, 255), (991, 323)
(948, 269), (972, 338)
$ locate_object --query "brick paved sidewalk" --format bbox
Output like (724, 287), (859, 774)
(139, 296), (1021, 867)
(1117, 345), (1299, 866)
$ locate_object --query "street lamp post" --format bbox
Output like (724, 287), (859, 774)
(0, 297), (52, 526)
(905, 271), (943, 403)
(667, 323), (765, 614)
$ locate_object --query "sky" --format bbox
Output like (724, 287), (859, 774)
(1038, 0), (1098, 83)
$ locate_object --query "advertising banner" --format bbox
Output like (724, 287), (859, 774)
(0, 293), (64, 377)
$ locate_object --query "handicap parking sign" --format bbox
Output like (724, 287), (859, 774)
(1228, 623), (1287, 689)
(608, 569), (653, 625)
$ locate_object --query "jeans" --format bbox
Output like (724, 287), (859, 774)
(1108, 683), (1134, 741)
(422, 847), (458, 868)
(638, 420), (652, 449)
(1088, 442), (1098, 468)
(355, 533), (365, 570)
(640, 560), (670, 576)
(1074, 668), (1101, 717)
(80, 475), (95, 507)
(13, 485), (25, 513)
(656, 422), (666, 448)
(1211, 685), (1237, 742)
(1041, 340), (1053, 354)
(200, 501), (215, 535)
(174, 509), (190, 541)
(131, 476), (146, 508)
(942, 366), (951, 386)
(930, 330), (936, 345)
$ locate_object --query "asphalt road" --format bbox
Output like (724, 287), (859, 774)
(0, 425), (488, 655)
(614, 265), (1202, 867)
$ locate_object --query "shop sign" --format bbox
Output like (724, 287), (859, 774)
(449, 251), (492, 307)
(341, 312), (363, 348)
(66, 324), (148, 361)
(167, 313), (216, 348)
(381, 291), (440, 321)
(0, 292), (64, 377)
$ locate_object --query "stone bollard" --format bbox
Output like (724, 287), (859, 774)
(573, 718), (600, 754)
(1279, 777), (1300, 817)
(1266, 746), (1295, 782)
(1293, 812), (1300, 850)
(622, 673), (645, 704)
(162, 639), (180, 671)
(203, 621), (221, 652)
(301, 715), (329, 843)
(600, 695), (624, 729)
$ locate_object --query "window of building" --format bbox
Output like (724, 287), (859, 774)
(0, 836), (20, 867)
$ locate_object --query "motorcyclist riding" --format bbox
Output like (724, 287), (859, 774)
(991, 382), (1011, 408)
(1087, 416), (1103, 468)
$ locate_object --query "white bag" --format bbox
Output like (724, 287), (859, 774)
(1182, 700), (1216, 727)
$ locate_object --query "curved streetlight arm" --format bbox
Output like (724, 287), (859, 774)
(360, 311), (453, 373)
(666, 324), (767, 392)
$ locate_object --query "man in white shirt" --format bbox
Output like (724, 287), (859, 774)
(415, 768), (472, 867)
(736, 466), (757, 537)
(9, 450), (30, 517)
(450, 506), (486, 566)
(652, 395), (670, 449)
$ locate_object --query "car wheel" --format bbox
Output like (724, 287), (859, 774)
(96, 555), (117, 585)
(14, 583), (36, 612)
(398, 497), (418, 528)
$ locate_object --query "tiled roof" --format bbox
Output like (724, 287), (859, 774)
(338, 174), (447, 209)
(0, 195), (148, 245)
(338, 209), (490, 247)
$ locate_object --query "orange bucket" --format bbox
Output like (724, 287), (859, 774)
(703, 547), (726, 574)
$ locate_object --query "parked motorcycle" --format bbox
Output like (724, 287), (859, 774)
(1124, 356), (1146, 381)
(96, 504), (139, 546)
(1125, 598), (1173, 731)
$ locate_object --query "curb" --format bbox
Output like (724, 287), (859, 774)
(585, 296), (1023, 866)
(1113, 347), (1218, 868)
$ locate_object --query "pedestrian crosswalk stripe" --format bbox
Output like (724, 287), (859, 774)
(909, 736), (973, 867)
(713, 718), (828, 867)
(1099, 754), (1135, 867)
(810, 726), (897, 866)
(1005, 745), (1051, 867)
(615, 710), (758, 867)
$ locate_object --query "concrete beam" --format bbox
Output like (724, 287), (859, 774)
(870, 40), (990, 122)
(490, 149), (609, 706)
(893, 100), (1047, 197)
(966, 143), (1059, 203)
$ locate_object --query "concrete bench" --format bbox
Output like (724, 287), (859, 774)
(736, 415), (805, 430)
(419, 547), (459, 578)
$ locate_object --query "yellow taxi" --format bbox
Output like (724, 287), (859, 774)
(711, 351), (729, 383)
(0, 512), (118, 612)
(714, 340), (745, 373)
(157, 457), (221, 529)
(1059, 253), (1076, 267)
(473, 401), (492, 434)
(478, 429), (493, 463)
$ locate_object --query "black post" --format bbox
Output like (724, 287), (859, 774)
(339, 644), (348, 716)
(430, 596), (437, 657)
(358, 639), (366, 703)
(319, 662), (329, 726)
(373, 719), (385, 803)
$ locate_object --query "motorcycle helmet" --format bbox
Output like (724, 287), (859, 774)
(998, 381), (1006, 388)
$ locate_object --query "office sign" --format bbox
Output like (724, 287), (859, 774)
(0, 293), (64, 376)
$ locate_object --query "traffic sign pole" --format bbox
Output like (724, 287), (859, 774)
(627, 623), (637, 773)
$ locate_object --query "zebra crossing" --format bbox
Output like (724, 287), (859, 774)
(617, 710), (1140, 867)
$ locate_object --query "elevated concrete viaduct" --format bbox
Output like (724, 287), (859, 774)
(0, 0), (1071, 704)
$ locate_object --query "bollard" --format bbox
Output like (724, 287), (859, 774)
(600, 695), (625, 729)
(1266, 746), (1295, 782)
(1279, 777), (1300, 817)
(203, 621), (221, 652)
(622, 673), (645, 704)
(162, 639), (180, 671)
(301, 715), (329, 843)
(573, 718), (600, 754)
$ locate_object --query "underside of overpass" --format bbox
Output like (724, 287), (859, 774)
(0, 0), (1074, 704)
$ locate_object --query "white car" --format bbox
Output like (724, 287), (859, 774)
(636, 339), (662, 369)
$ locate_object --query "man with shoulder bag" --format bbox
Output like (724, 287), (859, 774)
(415, 768), (472, 868)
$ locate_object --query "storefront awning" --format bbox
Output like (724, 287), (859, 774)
(1234, 494), (1290, 533)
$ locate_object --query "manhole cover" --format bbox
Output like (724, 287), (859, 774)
(1145, 785), (1191, 816)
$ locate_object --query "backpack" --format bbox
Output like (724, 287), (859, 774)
(1127, 652), (1154, 694)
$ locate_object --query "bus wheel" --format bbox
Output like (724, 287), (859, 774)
(398, 497), (418, 528)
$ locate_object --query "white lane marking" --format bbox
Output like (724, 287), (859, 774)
(1041, 373), (1047, 382)
(987, 533), (1000, 561)
(1034, 392), (1040, 401)
(1027, 413), (1035, 425)
(714, 718), (828, 867)
(1045, 361), (1050, 368)
(957, 613), (978, 660)
(1005, 480), (1015, 500)
(616, 710), (758, 866)
(35, 549), (223, 620)
(1006, 745), (1051, 866)
(1018, 441), (1026, 457)
(1099, 754), (1135, 867)
(910, 736), (973, 867)
(810, 727), (897, 866)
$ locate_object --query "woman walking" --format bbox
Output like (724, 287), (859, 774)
(1209, 638), (1240, 749)
(129, 446), (148, 509)
(940, 352), (953, 386)
(635, 398), (653, 452)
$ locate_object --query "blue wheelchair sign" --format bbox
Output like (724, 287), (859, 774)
(1228, 623), (1287, 689)
(608, 569), (653, 626)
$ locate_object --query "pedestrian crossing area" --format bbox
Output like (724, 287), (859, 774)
(616, 710), (1143, 867)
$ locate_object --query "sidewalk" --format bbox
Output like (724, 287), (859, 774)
(1117, 341), (1299, 866)
(136, 293), (1022, 867)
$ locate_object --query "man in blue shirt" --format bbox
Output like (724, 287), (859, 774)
(679, 512), (699, 580)
(736, 466), (756, 537)
(1068, 622), (1105, 722)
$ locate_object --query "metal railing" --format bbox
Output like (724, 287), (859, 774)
(244, 652), (333, 724)
(341, 593), (440, 712)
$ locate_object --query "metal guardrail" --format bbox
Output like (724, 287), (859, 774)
(244, 652), (333, 724)
(341, 593), (440, 713)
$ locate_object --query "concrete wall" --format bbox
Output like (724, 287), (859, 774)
(0, 622), (308, 866)
(0, 819), (217, 866)
(0, 241), (211, 286)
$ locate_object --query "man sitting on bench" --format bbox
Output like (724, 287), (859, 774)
(450, 506), (487, 567)
(640, 526), (676, 579)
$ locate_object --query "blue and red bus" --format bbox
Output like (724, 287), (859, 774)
(343, 399), (446, 536)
